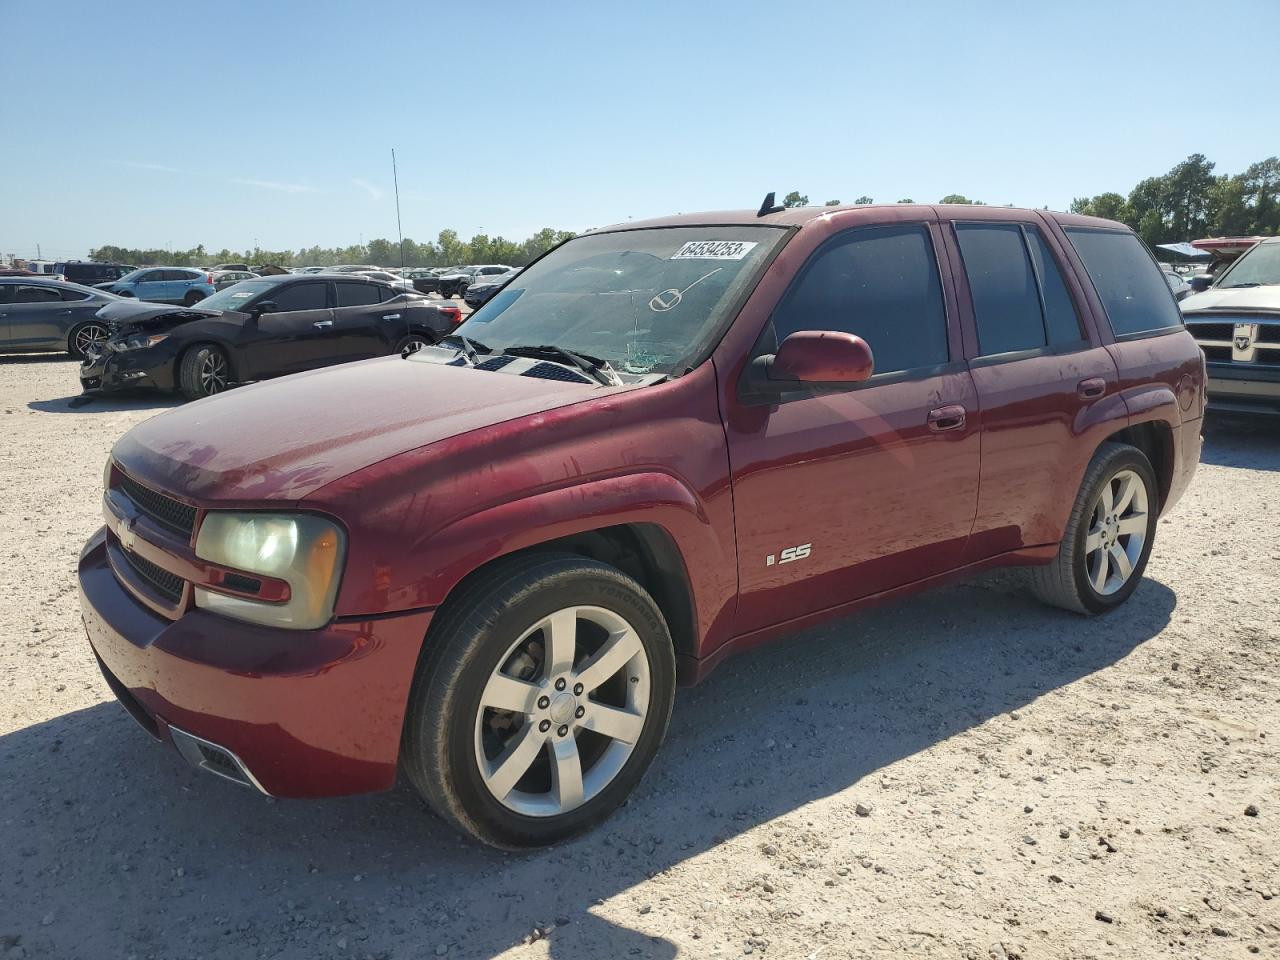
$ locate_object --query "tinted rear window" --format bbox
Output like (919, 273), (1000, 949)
(1065, 228), (1182, 337)
(956, 223), (1045, 355)
(335, 282), (381, 307)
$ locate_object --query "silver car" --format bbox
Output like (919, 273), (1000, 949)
(0, 278), (124, 359)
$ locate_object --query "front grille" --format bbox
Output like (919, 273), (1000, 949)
(119, 473), (197, 538)
(1186, 316), (1280, 367)
(122, 548), (184, 603)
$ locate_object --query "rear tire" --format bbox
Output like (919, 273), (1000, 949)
(67, 321), (109, 360)
(178, 344), (231, 400)
(182, 291), (205, 306)
(395, 332), (434, 357)
(401, 554), (676, 848)
(1030, 441), (1158, 615)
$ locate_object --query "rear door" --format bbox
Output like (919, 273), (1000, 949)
(328, 281), (399, 360)
(5, 284), (71, 348)
(941, 215), (1120, 562)
(245, 280), (335, 377)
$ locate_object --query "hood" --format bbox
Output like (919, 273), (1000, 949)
(96, 300), (223, 334)
(1181, 285), (1280, 314)
(111, 354), (619, 503)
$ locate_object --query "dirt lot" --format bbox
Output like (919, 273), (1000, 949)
(1, 354), (1278, 960)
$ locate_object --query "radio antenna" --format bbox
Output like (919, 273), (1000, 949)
(391, 148), (411, 349)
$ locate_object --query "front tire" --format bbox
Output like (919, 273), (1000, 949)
(402, 554), (676, 848)
(1030, 441), (1158, 615)
(177, 344), (231, 400)
(182, 291), (205, 306)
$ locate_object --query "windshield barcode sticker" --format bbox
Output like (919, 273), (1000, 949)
(670, 240), (758, 261)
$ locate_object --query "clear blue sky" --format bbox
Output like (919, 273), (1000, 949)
(2, 0), (1276, 261)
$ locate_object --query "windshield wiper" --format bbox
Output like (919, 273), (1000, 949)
(501, 344), (621, 386)
(438, 333), (490, 364)
(1223, 282), (1263, 289)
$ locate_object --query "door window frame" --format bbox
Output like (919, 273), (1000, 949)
(739, 220), (965, 405)
(944, 219), (1093, 368)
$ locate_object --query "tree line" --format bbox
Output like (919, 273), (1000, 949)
(88, 155), (1279, 269)
(88, 227), (579, 270)
(1070, 154), (1279, 246)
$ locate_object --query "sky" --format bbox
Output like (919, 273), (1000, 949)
(2, 0), (1277, 261)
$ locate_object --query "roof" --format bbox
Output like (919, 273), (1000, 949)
(592, 203), (1126, 233)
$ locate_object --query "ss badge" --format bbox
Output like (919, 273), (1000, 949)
(767, 543), (812, 566)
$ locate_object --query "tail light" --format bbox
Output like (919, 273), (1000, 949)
(206, 273), (214, 285)
(441, 305), (462, 325)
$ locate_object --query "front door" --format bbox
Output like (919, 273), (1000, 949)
(245, 280), (334, 377)
(724, 222), (981, 636)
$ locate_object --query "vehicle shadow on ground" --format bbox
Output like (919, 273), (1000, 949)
(0, 573), (1176, 959)
(27, 393), (182, 414)
(0, 353), (75, 366)
(1201, 413), (1280, 471)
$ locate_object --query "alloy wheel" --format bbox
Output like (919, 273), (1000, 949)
(74, 323), (109, 357)
(1084, 468), (1148, 596)
(400, 338), (428, 357)
(474, 605), (650, 817)
(200, 351), (229, 395)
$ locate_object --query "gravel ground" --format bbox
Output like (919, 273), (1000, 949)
(2, 354), (1278, 960)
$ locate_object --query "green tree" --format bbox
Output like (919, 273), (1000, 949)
(853, 196), (873, 205)
(823, 199), (841, 206)
(782, 191), (809, 208)
(897, 198), (914, 204)
(939, 194), (973, 204)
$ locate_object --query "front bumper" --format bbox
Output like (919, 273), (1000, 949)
(1205, 362), (1280, 416)
(79, 527), (433, 797)
(79, 346), (177, 393)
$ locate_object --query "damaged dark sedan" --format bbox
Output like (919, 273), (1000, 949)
(79, 274), (462, 399)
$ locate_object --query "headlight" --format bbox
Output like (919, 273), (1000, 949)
(194, 513), (346, 630)
(114, 333), (168, 352)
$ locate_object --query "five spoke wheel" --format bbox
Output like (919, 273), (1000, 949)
(475, 605), (650, 817)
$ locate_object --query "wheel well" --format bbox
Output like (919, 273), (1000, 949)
(1104, 421), (1173, 509)
(436, 524), (698, 660)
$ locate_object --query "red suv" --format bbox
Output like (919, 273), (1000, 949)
(79, 202), (1203, 847)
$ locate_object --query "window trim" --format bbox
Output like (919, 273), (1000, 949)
(1062, 225), (1185, 340)
(952, 220), (1089, 362)
(740, 221), (954, 404)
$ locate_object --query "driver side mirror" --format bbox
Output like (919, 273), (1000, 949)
(1188, 275), (1212, 293)
(756, 330), (875, 391)
(252, 300), (278, 317)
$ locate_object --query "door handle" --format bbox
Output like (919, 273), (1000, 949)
(1077, 377), (1107, 400)
(382, 313), (401, 320)
(928, 404), (967, 432)
(313, 320), (333, 329)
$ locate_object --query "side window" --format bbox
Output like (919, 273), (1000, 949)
(769, 224), (950, 375)
(13, 285), (63, 304)
(136, 270), (163, 283)
(335, 282), (381, 307)
(272, 282), (328, 312)
(61, 287), (91, 302)
(1065, 228), (1182, 337)
(1024, 226), (1083, 345)
(955, 223), (1046, 355)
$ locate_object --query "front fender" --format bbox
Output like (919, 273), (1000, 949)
(332, 471), (736, 645)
